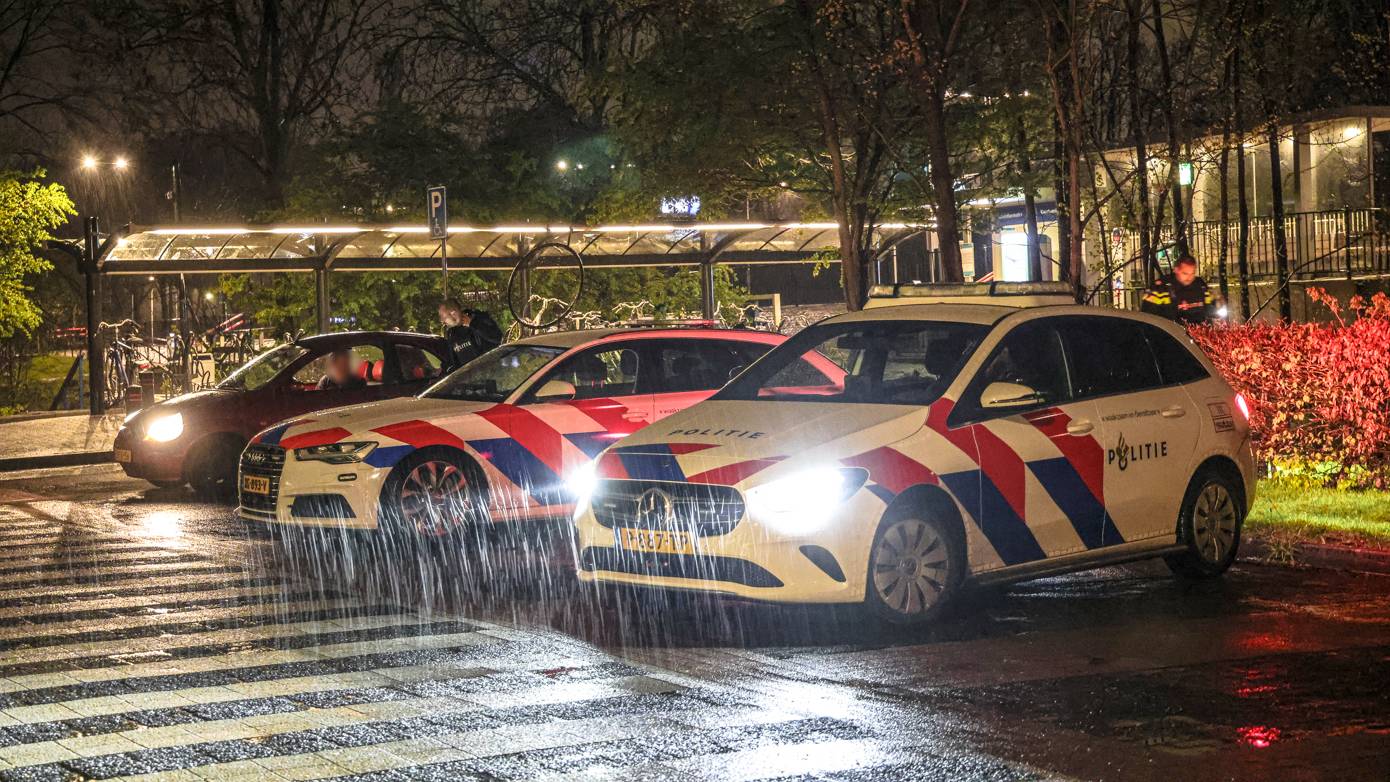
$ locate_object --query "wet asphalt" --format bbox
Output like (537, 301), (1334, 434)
(0, 463), (1386, 781)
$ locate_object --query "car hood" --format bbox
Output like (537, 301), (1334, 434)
(257, 396), (497, 446)
(126, 388), (235, 423)
(612, 400), (927, 467)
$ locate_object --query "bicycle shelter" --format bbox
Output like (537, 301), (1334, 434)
(77, 220), (930, 411)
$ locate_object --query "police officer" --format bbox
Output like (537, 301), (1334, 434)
(438, 298), (503, 368)
(1140, 255), (1216, 325)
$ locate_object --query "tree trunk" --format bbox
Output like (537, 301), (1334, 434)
(1054, 130), (1069, 284)
(1015, 117), (1043, 280)
(1150, 0), (1186, 253)
(1127, 0), (1154, 283)
(925, 85), (963, 281)
(1234, 46), (1251, 317)
(1216, 53), (1233, 303)
(1268, 124), (1292, 320)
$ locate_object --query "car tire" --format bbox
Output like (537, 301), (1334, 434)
(1165, 468), (1244, 579)
(185, 435), (244, 499)
(863, 508), (965, 626)
(379, 449), (486, 543)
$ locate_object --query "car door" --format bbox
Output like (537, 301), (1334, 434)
(386, 340), (450, 398)
(1056, 316), (1202, 543)
(950, 318), (1112, 563)
(510, 342), (655, 506)
(272, 342), (388, 424)
(642, 338), (774, 420)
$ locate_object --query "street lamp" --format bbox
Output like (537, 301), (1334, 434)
(79, 154), (132, 172)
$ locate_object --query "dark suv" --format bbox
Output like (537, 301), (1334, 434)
(114, 331), (450, 495)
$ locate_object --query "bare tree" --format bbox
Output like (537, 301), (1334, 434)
(898, 0), (971, 282)
(97, 0), (389, 206)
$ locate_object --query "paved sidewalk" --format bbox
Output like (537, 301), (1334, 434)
(0, 412), (122, 469)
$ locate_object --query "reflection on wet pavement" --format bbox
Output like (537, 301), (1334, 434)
(0, 464), (1384, 781)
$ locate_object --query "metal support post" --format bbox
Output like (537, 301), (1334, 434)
(315, 268), (331, 333)
(83, 217), (104, 415)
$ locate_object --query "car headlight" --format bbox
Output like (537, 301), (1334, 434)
(144, 413), (184, 442)
(567, 461), (599, 519)
(746, 466), (868, 533)
(294, 441), (377, 464)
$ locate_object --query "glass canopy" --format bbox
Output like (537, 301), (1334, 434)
(103, 223), (923, 272)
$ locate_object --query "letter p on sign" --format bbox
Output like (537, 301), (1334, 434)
(427, 186), (448, 240)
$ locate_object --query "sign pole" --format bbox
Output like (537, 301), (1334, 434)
(427, 186), (449, 297)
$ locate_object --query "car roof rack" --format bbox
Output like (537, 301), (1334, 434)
(865, 281), (1077, 308)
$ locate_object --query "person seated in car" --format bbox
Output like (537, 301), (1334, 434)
(317, 349), (367, 391)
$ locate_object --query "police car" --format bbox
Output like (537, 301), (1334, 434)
(237, 327), (787, 537)
(572, 283), (1255, 624)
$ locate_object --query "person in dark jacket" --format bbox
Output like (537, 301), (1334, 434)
(438, 298), (503, 367)
(1140, 255), (1216, 325)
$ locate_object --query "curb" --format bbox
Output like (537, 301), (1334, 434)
(0, 410), (98, 424)
(0, 452), (113, 473)
(1242, 537), (1390, 576)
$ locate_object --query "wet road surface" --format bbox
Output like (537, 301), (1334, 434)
(0, 464), (1386, 781)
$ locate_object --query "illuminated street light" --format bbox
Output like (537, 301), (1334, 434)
(113, 156), (130, 170)
(204, 291), (215, 301)
(556, 159), (569, 171)
(81, 155), (98, 170)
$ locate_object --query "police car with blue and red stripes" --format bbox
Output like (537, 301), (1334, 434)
(237, 327), (796, 538)
(572, 283), (1255, 625)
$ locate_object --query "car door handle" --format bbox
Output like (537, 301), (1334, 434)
(1065, 419), (1094, 435)
(1161, 405), (1187, 419)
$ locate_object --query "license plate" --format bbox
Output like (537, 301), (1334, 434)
(617, 527), (694, 555)
(241, 475), (271, 495)
(113, 449), (132, 464)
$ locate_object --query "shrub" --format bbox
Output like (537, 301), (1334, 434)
(1187, 289), (1390, 489)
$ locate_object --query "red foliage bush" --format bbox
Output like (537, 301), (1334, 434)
(1187, 289), (1390, 488)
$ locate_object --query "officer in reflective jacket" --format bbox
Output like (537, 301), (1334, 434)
(1140, 255), (1216, 325)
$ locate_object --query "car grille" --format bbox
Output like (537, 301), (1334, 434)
(579, 547), (783, 588)
(238, 444), (285, 515)
(591, 480), (744, 536)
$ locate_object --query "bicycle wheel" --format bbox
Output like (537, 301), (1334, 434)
(506, 242), (585, 330)
(103, 355), (127, 408)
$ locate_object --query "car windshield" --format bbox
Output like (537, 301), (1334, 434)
(715, 319), (989, 405)
(217, 344), (308, 391)
(423, 344), (566, 402)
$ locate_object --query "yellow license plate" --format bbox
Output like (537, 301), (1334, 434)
(617, 527), (694, 555)
(241, 475), (271, 495)
(113, 449), (133, 464)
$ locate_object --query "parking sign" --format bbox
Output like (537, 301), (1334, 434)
(427, 186), (448, 239)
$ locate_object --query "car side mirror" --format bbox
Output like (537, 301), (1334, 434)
(535, 379), (577, 401)
(980, 381), (1043, 409)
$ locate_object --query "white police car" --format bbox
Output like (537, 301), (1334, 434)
(572, 283), (1255, 625)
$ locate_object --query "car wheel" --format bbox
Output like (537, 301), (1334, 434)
(864, 510), (964, 626)
(381, 450), (485, 541)
(186, 436), (244, 499)
(1165, 469), (1244, 579)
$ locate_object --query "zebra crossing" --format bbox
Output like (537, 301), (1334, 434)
(0, 492), (1054, 782)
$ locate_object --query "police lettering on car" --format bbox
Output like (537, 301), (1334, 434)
(573, 282), (1256, 626)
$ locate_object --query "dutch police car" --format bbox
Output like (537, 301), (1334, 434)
(571, 282), (1255, 625)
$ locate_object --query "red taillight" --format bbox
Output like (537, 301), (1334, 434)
(1235, 393), (1250, 421)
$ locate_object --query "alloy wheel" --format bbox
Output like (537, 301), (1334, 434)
(1191, 481), (1238, 564)
(399, 460), (471, 537)
(871, 518), (951, 617)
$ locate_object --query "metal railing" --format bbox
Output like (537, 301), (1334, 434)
(1107, 207), (1389, 316)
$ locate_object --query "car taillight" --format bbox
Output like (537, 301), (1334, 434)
(1234, 393), (1250, 421)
